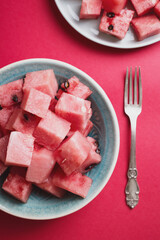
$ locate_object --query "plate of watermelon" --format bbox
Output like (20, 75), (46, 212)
(0, 58), (119, 219)
(54, 0), (160, 49)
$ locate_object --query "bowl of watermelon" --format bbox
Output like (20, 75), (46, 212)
(0, 58), (120, 219)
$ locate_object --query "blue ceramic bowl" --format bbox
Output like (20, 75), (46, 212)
(0, 59), (120, 219)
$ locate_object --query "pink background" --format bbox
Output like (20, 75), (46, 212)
(0, 1), (160, 239)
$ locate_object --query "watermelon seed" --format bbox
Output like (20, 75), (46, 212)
(96, 148), (100, 154)
(64, 80), (70, 89)
(94, 141), (99, 148)
(107, 12), (115, 18)
(12, 95), (18, 103)
(108, 25), (114, 31)
(23, 113), (29, 121)
(55, 96), (59, 101)
(0, 105), (3, 110)
(85, 164), (97, 172)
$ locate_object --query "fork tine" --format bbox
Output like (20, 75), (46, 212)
(134, 67), (137, 104)
(129, 67), (132, 104)
(139, 67), (142, 106)
(124, 67), (129, 106)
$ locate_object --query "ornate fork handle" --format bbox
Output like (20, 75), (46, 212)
(125, 168), (139, 208)
(125, 117), (140, 209)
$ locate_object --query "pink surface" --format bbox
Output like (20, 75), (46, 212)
(0, 0), (160, 239)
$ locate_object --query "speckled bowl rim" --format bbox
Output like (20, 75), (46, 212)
(0, 58), (120, 220)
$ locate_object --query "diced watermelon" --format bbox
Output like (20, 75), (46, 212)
(154, 1), (160, 18)
(61, 76), (92, 99)
(0, 105), (18, 129)
(23, 69), (58, 98)
(0, 160), (7, 176)
(132, 15), (160, 40)
(5, 131), (34, 167)
(49, 98), (58, 112)
(33, 110), (71, 151)
(80, 0), (102, 19)
(2, 172), (32, 203)
(102, 0), (127, 14)
(80, 136), (101, 173)
(36, 171), (66, 198)
(81, 120), (93, 136)
(99, 9), (135, 39)
(21, 88), (51, 118)
(26, 146), (56, 184)
(130, 0), (159, 16)
(55, 93), (92, 132)
(51, 166), (92, 198)
(0, 79), (23, 107)
(54, 131), (91, 176)
(0, 135), (10, 163)
(80, 149), (101, 173)
(5, 107), (20, 131)
(8, 109), (40, 135)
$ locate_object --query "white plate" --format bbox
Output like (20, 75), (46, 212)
(55, 0), (160, 49)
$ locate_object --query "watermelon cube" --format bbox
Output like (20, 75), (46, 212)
(130, 0), (159, 16)
(87, 136), (98, 151)
(99, 9), (135, 39)
(0, 161), (7, 176)
(80, 0), (102, 19)
(2, 172), (32, 203)
(61, 76), (92, 99)
(52, 166), (92, 198)
(0, 105), (18, 130)
(26, 146), (56, 184)
(5, 131), (34, 167)
(36, 171), (66, 198)
(5, 107), (20, 131)
(132, 15), (160, 41)
(154, 1), (160, 18)
(0, 135), (10, 163)
(80, 148), (101, 173)
(33, 110), (71, 150)
(102, 0), (127, 14)
(8, 109), (40, 135)
(54, 131), (91, 176)
(23, 69), (58, 98)
(0, 79), (23, 107)
(55, 93), (92, 132)
(21, 88), (51, 118)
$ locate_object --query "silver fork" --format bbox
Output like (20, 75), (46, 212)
(124, 67), (142, 209)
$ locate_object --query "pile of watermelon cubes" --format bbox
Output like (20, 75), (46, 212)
(80, 0), (160, 41)
(0, 70), (102, 203)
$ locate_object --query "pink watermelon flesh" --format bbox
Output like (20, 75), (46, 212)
(23, 69), (58, 98)
(10, 109), (40, 135)
(21, 88), (51, 118)
(154, 1), (160, 18)
(0, 79), (23, 107)
(36, 172), (66, 198)
(67, 120), (93, 137)
(33, 110), (71, 151)
(26, 146), (56, 184)
(61, 76), (92, 99)
(99, 9), (135, 39)
(54, 131), (91, 176)
(80, 136), (101, 173)
(102, 0), (127, 14)
(55, 92), (92, 132)
(130, 0), (159, 16)
(2, 172), (32, 203)
(0, 160), (7, 176)
(49, 98), (58, 112)
(0, 105), (18, 129)
(10, 166), (27, 177)
(80, 0), (102, 19)
(51, 166), (92, 198)
(5, 107), (20, 131)
(132, 15), (160, 41)
(5, 131), (34, 167)
(0, 135), (10, 163)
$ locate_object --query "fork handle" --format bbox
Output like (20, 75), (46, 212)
(125, 117), (140, 209)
